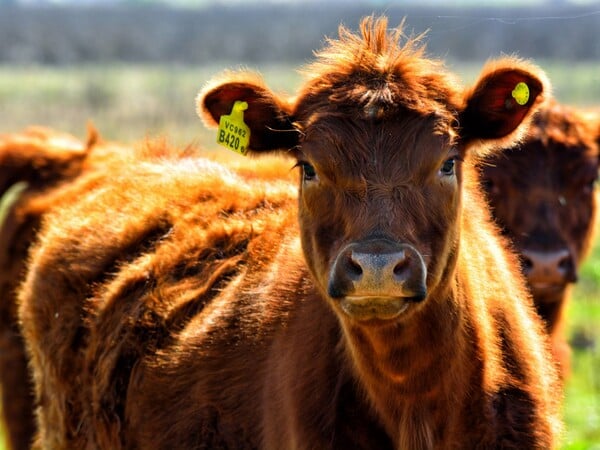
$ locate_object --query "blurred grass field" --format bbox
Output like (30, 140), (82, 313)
(0, 63), (304, 148)
(0, 61), (599, 449)
(1, 60), (599, 146)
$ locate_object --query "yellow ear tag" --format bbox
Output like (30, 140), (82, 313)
(511, 82), (530, 106)
(217, 100), (250, 155)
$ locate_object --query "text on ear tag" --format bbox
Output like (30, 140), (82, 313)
(217, 100), (251, 155)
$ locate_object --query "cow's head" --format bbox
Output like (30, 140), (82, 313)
(479, 102), (600, 331)
(198, 17), (548, 324)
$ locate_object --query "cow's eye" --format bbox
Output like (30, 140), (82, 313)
(439, 158), (456, 177)
(298, 161), (318, 182)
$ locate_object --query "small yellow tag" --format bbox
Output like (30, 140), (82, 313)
(511, 82), (530, 106)
(217, 100), (250, 155)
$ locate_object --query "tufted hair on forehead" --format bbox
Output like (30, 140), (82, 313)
(296, 16), (462, 122)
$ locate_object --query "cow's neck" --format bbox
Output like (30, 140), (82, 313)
(339, 291), (472, 447)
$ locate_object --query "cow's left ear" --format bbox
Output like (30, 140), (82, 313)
(197, 71), (300, 155)
(459, 58), (550, 152)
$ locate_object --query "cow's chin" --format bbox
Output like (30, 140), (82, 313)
(338, 296), (419, 321)
(530, 283), (567, 303)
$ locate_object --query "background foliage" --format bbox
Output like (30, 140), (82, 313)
(0, 4), (599, 64)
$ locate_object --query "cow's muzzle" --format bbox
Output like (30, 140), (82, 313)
(521, 247), (576, 302)
(328, 239), (427, 320)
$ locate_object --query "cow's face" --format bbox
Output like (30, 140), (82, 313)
(291, 101), (462, 322)
(480, 106), (599, 329)
(199, 17), (548, 324)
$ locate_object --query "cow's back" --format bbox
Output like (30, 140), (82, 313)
(19, 150), (302, 448)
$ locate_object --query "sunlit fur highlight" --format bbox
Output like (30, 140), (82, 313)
(297, 16), (461, 133)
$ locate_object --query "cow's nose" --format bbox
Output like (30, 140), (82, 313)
(521, 248), (577, 287)
(328, 239), (427, 302)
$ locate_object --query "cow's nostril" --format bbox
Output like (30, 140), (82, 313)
(346, 255), (363, 279)
(558, 256), (570, 270)
(393, 257), (409, 277)
(558, 254), (577, 283)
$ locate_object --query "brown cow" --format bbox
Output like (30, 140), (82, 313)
(0, 126), (148, 450)
(479, 101), (600, 376)
(19, 17), (562, 449)
(0, 127), (90, 450)
(0, 126), (292, 450)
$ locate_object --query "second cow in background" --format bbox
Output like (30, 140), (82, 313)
(479, 100), (600, 376)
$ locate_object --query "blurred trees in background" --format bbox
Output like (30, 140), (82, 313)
(0, 3), (598, 65)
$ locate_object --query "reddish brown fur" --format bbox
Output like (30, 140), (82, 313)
(19, 17), (562, 449)
(0, 127), (178, 450)
(479, 102), (600, 376)
(0, 127), (91, 450)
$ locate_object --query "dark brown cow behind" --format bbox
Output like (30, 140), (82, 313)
(479, 101), (600, 375)
(19, 18), (562, 449)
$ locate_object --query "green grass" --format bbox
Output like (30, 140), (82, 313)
(0, 61), (599, 448)
(0, 63), (302, 147)
(562, 237), (600, 448)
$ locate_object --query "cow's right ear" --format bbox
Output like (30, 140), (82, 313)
(197, 71), (300, 154)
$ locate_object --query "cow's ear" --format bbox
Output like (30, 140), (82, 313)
(197, 71), (300, 154)
(459, 58), (549, 152)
